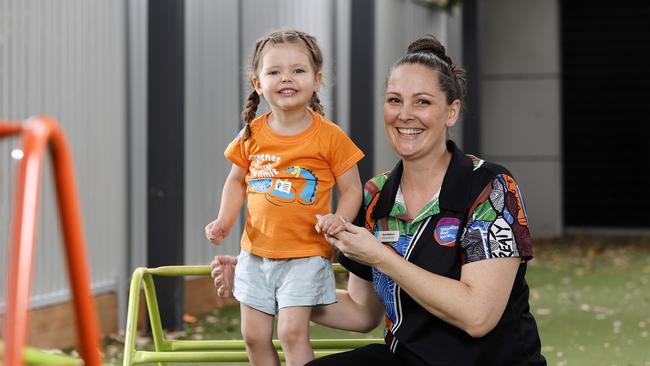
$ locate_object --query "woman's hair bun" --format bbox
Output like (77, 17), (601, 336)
(394, 34), (467, 104)
(406, 35), (452, 65)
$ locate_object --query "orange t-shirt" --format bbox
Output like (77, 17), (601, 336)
(225, 111), (364, 259)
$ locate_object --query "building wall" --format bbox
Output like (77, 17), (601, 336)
(0, 0), (128, 312)
(479, 0), (562, 237)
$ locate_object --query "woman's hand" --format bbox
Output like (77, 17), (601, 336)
(210, 255), (237, 298)
(325, 222), (391, 267)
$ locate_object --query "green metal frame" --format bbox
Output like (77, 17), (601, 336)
(0, 342), (81, 365)
(122, 264), (383, 365)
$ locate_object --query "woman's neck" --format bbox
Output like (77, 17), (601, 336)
(400, 148), (452, 213)
(403, 144), (451, 180)
(267, 108), (313, 135)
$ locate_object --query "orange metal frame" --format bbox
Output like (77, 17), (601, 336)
(1, 116), (101, 366)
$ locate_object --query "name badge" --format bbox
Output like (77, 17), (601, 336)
(378, 230), (400, 243)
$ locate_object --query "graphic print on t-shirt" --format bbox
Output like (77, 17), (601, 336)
(247, 153), (319, 207)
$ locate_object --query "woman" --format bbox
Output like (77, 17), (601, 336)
(213, 35), (547, 366)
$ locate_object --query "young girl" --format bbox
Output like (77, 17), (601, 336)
(204, 29), (363, 366)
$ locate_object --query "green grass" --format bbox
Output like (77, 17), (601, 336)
(104, 235), (650, 366)
(526, 236), (650, 366)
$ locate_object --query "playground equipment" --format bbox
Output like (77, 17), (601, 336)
(1, 117), (101, 366)
(121, 263), (383, 365)
(0, 343), (80, 366)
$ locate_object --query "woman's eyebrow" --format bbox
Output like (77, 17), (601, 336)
(386, 91), (435, 98)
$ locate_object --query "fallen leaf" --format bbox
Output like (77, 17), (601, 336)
(183, 313), (198, 323)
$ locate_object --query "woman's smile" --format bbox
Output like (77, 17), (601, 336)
(396, 127), (424, 137)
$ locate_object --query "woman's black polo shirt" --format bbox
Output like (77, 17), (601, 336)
(339, 141), (546, 366)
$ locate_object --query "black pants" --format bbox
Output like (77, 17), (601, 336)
(306, 344), (402, 365)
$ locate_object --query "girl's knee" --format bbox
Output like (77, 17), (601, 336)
(240, 304), (275, 349)
(242, 325), (270, 348)
(277, 323), (309, 348)
(278, 308), (311, 349)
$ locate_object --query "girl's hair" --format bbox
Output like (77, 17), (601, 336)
(241, 29), (325, 140)
(392, 34), (467, 107)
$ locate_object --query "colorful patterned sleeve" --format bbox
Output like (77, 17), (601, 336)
(459, 174), (534, 264)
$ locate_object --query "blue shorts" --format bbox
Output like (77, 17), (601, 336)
(233, 249), (337, 315)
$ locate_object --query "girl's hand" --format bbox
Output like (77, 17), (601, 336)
(315, 213), (347, 236)
(205, 218), (230, 245)
(325, 222), (391, 267)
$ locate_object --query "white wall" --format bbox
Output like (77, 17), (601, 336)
(479, 0), (561, 237)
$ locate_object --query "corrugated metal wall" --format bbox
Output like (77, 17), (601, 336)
(0, 0), (127, 309)
(184, 0), (242, 265)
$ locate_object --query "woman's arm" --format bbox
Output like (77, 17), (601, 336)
(377, 249), (519, 337)
(330, 223), (519, 338)
(311, 273), (385, 332)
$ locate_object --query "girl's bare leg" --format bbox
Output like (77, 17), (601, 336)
(278, 306), (314, 366)
(240, 304), (280, 366)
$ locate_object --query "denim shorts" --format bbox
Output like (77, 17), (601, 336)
(233, 249), (337, 315)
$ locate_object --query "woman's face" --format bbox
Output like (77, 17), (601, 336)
(383, 64), (460, 161)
